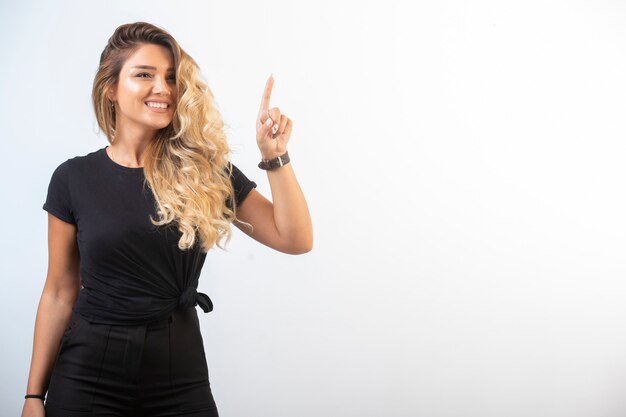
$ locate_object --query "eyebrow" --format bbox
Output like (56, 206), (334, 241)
(131, 65), (175, 72)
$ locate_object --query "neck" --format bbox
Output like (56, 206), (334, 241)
(107, 138), (150, 168)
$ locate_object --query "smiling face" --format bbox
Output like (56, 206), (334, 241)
(107, 43), (177, 134)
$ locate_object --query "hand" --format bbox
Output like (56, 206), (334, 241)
(256, 74), (293, 160)
(21, 398), (45, 417)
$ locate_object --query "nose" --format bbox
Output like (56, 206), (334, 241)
(152, 75), (172, 96)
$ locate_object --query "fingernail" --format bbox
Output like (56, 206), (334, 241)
(265, 118), (272, 127)
(272, 124), (278, 133)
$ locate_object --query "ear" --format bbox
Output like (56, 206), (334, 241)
(106, 86), (116, 102)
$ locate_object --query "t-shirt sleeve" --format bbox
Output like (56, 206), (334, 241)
(226, 162), (257, 210)
(43, 160), (77, 225)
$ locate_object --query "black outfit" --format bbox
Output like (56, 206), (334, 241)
(42, 146), (257, 416)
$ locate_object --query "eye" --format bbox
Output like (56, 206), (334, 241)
(137, 73), (176, 82)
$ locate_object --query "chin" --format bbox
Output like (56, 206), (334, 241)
(147, 119), (173, 130)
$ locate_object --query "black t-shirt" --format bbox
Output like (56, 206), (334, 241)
(42, 146), (257, 325)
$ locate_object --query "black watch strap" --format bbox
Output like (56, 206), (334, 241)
(258, 151), (290, 170)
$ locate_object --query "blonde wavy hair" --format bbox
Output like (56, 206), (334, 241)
(92, 21), (250, 252)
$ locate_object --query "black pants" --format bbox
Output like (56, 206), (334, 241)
(45, 306), (219, 416)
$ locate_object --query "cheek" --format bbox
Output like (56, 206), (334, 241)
(120, 78), (145, 99)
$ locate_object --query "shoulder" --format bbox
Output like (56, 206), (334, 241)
(226, 161), (255, 179)
(72, 147), (102, 168)
(50, 148), (103, 175)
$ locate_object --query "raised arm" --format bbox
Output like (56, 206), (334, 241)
(232, 74), (313, 255)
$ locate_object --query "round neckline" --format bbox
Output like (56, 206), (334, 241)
(102, 146), (145, 174)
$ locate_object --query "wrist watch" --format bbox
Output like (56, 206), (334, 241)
(258, 151), (290, 170)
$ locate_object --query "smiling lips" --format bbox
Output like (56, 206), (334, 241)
(145, 101), (169, 113)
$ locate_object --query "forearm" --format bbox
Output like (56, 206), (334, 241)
(266, 162), (313, 252)
(25, 290), (76, 396)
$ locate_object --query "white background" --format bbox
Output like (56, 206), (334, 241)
(2, 1), (626, 416)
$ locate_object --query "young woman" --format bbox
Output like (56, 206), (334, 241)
(21, 21), (312, 417)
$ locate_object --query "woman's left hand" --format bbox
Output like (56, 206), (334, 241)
(256, 74), (292, 160)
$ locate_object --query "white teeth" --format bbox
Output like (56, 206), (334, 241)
(146, 102), (168, 109)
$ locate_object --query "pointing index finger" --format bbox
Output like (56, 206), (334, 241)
(258, 74), (274, 118)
